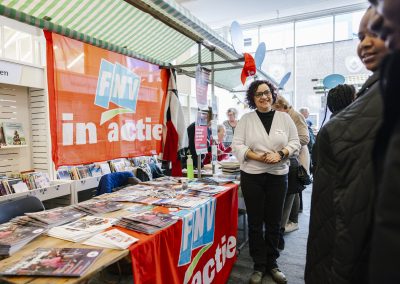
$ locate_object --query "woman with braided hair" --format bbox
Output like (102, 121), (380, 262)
(326, 84), (356, 117)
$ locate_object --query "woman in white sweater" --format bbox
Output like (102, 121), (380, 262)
(232, 80), (300, 284)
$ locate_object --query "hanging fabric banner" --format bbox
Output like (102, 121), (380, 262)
(45, 32), (168, 167)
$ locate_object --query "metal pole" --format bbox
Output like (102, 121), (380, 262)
(197, 42), (202, 178)
(211, 50), (216, 175)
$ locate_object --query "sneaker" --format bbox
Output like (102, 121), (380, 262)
(270, 268), (287, 284)
(249, 271), (263, 284)
(284, 222), (299, 234)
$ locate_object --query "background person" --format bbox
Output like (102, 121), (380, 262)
(186, 108), (212, 169)
(273, 95), (310, 246)
(305, 6), (388, 283)
(368, 0), (400, 282)
(299, 107), (313, 127)
(326, 84), (356, 117)
(203, 124), (232, 164)
(223, 107), (239, 147)
(232, 80), (300, 284)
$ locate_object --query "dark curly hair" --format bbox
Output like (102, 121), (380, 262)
(245, 80), (278, 110)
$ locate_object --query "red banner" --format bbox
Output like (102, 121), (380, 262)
(45, 32), (168, 167)
(129, 184), (238, 284)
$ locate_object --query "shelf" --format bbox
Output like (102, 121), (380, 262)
(0, 144), (28, 149)
(0, 180), (73, 203)
(71, 176), (102, 204)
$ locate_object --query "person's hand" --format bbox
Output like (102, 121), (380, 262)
(263, 152), (281, 164)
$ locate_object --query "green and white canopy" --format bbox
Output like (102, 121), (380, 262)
(0, 0), (274, 90)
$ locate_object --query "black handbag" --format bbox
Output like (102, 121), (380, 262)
(297, 165), (312, 185)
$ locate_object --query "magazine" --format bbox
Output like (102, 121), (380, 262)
(123, 211), (177, 228)
(57, 168), (72, 180)
(26, 207), (85, 227)
(83, 229), (138, 250)
(2, 122), (26, 145)
(0, 223), (45, 256)
(0, 248), (102, 277)
(74, 200), (124, 214)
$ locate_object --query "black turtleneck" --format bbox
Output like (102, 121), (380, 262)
(256, 110), (275, 134)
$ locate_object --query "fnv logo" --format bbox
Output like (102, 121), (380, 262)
(95, 59), (141, 125)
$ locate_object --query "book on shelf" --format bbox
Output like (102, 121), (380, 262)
(1, 122), (26, 146)
(98, 162), (111, 175)
(82, 228), (138, 250)
(87, 164), (102, 177)
(0, 125), (5, 146)
(56, 167), (72, 180)
(0, 247), (102, 277)
(76, 165), (92, 179)
(11, 181), (29, 193)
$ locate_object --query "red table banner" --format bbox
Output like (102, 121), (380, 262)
(45, 32), (169, 167)
(129, 184), (238, 284)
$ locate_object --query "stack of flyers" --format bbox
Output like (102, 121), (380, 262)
(83, 229), (138, 250)
(125, 204), (155, 214)
(0, 223), (45, 256)
(117, 211), (178, 234)
(188, 184), (228, 195)
(74, 200), (124, 214)
(25, 207), (86, 228)
(47, 216), (117, 242)
(123, 211), (177, 228)
(160, 196), (210, 208)
(0, 248), (102, 277)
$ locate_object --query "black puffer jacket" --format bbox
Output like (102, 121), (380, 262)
(370, 51), (400, 283)
(305, 72), (382, 284)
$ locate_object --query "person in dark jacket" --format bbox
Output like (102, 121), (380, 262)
(305, 6), (388, 284)
(186, 108), (212, 169)
(367, 0), (400, 282)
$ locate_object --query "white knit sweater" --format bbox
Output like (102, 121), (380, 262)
(232, 111), (301, 175)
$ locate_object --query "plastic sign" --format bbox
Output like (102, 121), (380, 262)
(323, 74), (345, 89)
(230, 21), (244, 55)
(254, 42), (266, 69)
(279, 72), (291, 89)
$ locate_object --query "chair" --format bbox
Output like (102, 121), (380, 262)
(0, 195), (45, 224)
(96, 171), (135, 196)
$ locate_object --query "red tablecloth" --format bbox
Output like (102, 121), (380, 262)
(125, 184), (238, 284)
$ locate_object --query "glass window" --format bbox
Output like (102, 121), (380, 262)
(295, 16), (333, 46)
(334, 10), (370, 90)
(260, 23), (294, 51)
(19, 35), (32, 63)
(3, 25), (33, 63)
(4, 26), (18, 61)
(242, 27), (259, 53)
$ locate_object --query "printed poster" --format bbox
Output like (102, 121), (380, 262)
(45, 32), (169, 167)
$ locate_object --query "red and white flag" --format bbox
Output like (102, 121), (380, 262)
(162, 69), (188, 176)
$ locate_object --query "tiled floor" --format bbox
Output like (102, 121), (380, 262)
(88, 185), (312, 284)
(228, 185), (311, 284)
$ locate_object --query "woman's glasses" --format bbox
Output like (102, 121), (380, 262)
(254, 90), (272, 98)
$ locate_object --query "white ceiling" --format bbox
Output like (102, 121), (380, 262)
(176, 0), (367, 28)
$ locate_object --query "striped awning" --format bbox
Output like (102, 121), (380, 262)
(0, 0), (272, 90)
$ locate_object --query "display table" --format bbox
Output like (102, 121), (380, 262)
(0, 183), (238, 284)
